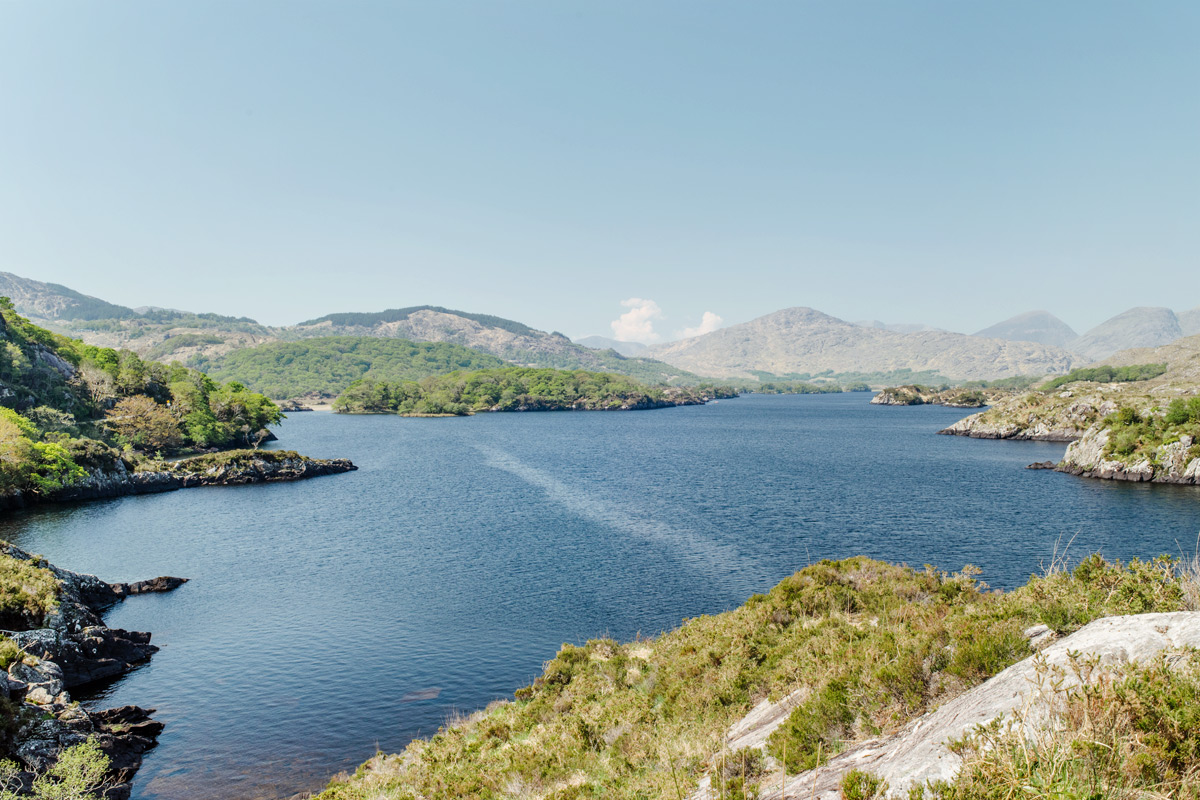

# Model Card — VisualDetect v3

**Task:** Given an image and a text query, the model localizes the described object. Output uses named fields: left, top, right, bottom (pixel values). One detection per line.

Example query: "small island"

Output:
left=331, top=368, right=738, bottom=416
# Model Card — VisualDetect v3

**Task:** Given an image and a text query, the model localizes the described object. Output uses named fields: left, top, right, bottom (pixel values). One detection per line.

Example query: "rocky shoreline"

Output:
left=0, top=450, right=357, bottom=512
left=870, top=385, right=987, bottom=408
left=0, top=543, right=186, bottom=798
left=1056, top=428, right=1200, bottom=485
left=936, top=395, right=1200, bottom=485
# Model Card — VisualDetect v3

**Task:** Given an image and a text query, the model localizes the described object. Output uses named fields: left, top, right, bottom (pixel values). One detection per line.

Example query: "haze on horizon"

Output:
left=1, top=2, right=1197, bottom=341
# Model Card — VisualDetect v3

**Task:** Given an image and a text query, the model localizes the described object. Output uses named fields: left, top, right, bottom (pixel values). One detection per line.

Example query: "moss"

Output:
left=0, top=553, right=59, bottom=624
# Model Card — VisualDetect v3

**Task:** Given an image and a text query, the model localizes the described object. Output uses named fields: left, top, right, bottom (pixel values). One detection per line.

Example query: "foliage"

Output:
left=0, top=736, right=111, bottom=800
left=198, top=336, right=506, bottom=399
left=316, top=555, right=1194, bottom=800
left=841, top=769, right=887, bottom=800
left=0, top=553, right=59, bottom=623
left=1101, top=397, right=1200, bottom=461
left=105, top=396, right=183, bottom=453
left=165, top=449, right=303, bottom=473
left=753, top=382, right=846, bottom=395
left=333, top=369, right=735, bottom=416
left=930, top=651, right=1200, bottom=800
left=1041, top=362, right=1168, bottom=391
left=0, top=299, right=284, bottom=497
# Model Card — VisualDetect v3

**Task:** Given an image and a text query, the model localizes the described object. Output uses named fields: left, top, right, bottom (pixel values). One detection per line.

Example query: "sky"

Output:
left=1, top=2, right=1197, bottom=342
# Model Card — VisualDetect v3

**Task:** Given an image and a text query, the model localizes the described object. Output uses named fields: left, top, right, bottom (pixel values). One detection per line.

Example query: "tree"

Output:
left=105, top=396, right=183, bottom=453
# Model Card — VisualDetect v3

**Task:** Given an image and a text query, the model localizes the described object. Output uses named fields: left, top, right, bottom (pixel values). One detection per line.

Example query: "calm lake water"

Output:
left=2, top=393, right=1199, bottom=799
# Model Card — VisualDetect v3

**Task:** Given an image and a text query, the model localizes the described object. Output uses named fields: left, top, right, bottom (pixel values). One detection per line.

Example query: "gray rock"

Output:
left=749, top=612, right=1200, bottom=799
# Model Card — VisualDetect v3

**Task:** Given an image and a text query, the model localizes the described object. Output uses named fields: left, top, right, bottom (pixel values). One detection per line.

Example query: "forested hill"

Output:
left=333, top=368, right=737, bottom=416
left=196, top=337, right=506, bottom=399
left=0, top=298, right=282, bottom=499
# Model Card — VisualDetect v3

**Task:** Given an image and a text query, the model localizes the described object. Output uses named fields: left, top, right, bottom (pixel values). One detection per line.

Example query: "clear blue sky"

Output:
left=2, top=2, right=1197, bottom=341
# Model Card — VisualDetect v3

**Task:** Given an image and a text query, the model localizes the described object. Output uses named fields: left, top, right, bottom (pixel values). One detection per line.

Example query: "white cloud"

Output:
left=677, top=311, right=723, bottom=339
left=610, top=297, right=663, bottom=342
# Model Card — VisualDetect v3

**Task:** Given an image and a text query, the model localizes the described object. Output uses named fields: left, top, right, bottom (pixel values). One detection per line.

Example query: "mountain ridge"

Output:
left=646, top=307, right=1083, bottom=381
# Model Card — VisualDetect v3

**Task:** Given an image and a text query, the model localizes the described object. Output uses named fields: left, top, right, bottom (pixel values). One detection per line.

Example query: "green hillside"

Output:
left=197, top=337, right=507, bottom=399
left=0, top=298, right=281, bottom=497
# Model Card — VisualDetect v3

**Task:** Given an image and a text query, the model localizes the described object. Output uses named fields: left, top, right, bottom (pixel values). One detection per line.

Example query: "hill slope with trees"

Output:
left=195, top=337, right=507, bottom=399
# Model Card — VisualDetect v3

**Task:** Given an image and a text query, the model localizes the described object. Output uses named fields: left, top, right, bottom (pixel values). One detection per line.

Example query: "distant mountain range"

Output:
left=0, top=272, right=696, bottom=389
left=0, top=270, right=1195, bottom=389
left=968, top=306, right=1200, bottom=361
left=646, top=307, right=1082, bottom=381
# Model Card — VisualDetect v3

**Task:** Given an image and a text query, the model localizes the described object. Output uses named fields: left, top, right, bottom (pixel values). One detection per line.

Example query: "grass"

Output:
left=926, top=650, right=1200, bottom=799
left=165, top=449, right=304, bottom=472
left=0, top=553, right=59, bottom=625
left=316, top=555, right=1196, bottom=800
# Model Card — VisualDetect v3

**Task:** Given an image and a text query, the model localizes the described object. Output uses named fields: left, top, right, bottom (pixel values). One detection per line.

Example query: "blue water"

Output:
left=1, top=393, right=1198, bottom=799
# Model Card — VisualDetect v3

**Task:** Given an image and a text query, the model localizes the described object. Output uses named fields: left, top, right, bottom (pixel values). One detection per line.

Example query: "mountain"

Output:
left=1069, top=307, right=1183, bottom=362
left=286, top=307, right=696, bottom=384
left=1088, top=331, right=1200, bottom=384
left=646, top=307, right=1082, bottom=381
left=855, top=320, right=942, bottom=334
left=0, top=272, right=274, bottom=361
left=0, top=273, right=699, bottom=387
left=574, top=336, right=648, bottom=357
left=1178, top=307, right=1200, bottom=337
left=0, top=272, right=140, bottom=321
left=972, top=311, right=1078, bottom=349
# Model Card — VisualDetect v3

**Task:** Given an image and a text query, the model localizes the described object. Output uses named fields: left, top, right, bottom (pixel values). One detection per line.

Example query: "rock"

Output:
left=1058, top=425, right=1200, bottom=485
left=1025, top=461, right=1056, bottom=470
left=1022, top=623, right=1057, bottom=649
left=0, top=546, right=170, bottom=792
left=749, top=612, right=1200, bottom=799
left=110, top=576, right=188, bottom=596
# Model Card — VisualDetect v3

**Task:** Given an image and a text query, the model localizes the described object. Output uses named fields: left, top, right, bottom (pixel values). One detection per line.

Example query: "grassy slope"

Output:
left=318, top=555, right=1193, bottom=800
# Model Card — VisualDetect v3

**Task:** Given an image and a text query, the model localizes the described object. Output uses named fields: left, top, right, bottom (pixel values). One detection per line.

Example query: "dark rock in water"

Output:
left=110, top=576, right=189, bottom=596
left=1026, top=461, right=1057, bottom=470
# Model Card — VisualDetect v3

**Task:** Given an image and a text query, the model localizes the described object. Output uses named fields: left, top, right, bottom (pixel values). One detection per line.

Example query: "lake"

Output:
left=2, top=393, right=1198, bottom=799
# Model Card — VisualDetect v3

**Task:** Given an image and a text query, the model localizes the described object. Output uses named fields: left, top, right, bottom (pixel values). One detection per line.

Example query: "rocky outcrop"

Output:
left=0, top=450, right=357, bottom=511
left=937, top=396, right=1116, bottom=442
left=1057, top=428, right=1200, bottom=485
left=871, top=386, right=987, bottom=408
left=0, top=544, right=187, bottom=798
left=692, top=613, right=1200, bottom=799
